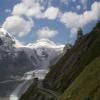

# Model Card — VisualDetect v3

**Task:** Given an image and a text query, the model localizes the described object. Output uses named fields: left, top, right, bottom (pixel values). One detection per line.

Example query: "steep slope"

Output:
left=20, top=23, right=100, bottom=100
left=43, top=22, right=100, bottom=94
left=60, top=56, right=100, bottom=100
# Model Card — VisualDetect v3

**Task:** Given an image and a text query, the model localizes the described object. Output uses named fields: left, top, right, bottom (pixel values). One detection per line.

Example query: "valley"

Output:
left=20, top=23, right=100, bottom=100
left=0, top=1, right=100, bottom=100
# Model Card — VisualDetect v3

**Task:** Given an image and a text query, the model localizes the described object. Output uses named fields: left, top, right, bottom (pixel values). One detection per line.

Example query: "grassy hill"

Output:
left=60, top=56, right=100, bottom=100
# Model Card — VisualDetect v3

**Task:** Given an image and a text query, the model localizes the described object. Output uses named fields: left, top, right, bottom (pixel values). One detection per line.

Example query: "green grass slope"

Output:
left=60, top=56, right=100, bottom=100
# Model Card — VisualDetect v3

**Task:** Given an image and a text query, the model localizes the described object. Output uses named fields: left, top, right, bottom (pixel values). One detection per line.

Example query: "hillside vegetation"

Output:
left=60, top=56, right=100, bottom=100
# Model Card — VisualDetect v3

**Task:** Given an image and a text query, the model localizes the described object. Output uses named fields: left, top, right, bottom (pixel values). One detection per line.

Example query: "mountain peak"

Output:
left=0, top=28, right=15, bottom=48
left=27, top=39, right=64, bottom=49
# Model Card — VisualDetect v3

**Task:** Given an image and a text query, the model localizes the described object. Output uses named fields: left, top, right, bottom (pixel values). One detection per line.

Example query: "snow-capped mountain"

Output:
left=0, top=27, right=15, bottom=51
left=0, top=27, right=64, bottom=69
left=0, top=28, right=72, bottom=97
left=0, top=28, right=64, bottom=81
left=26, top=39, right=64, bottom=68
left=15, top=39, right=64, bottom=69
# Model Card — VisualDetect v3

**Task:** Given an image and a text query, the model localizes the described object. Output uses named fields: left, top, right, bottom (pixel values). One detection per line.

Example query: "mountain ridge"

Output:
left=43, top=22, right=100, bottom=93
left=19, top=22, right=100, bottom=100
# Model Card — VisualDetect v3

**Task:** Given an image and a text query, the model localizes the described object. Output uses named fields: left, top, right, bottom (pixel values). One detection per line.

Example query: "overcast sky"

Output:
left=0, top=0, right=100, bottom=45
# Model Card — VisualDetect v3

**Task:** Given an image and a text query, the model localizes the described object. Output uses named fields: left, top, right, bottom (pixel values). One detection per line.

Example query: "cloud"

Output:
left=80, top=0, right=88, bottom=9
left=60, top=2, right=100, bottom=37
left=70, top=28, right=77, bottom=38
left=37, top=27, right=58, bottom=39
left=76, top=5, right=81, bottom=10
left=60, top=0, right=69, bottom=5
left=43, top=7, right=60, bottom=20
left=5, top=9, right=11, bottom=13
left=14, top=39, right=24, bottom=48
left=12, top=0, right=44, bottom=18
left=2, top=0, right=60, bottom=39
left=3, top=16, right=34, bottom=37
left=12, top=0, right=59, bottom=20
left=72, top=0, right=76, bottom=2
